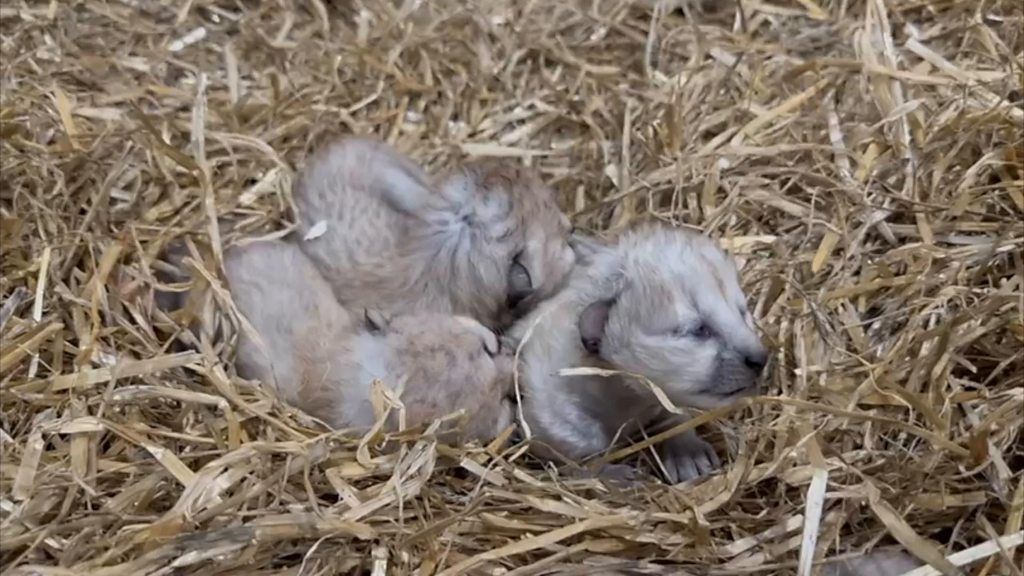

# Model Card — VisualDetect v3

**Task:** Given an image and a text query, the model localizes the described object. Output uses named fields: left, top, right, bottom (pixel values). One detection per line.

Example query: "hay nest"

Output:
left=1, top=1, right=1022, bottom=574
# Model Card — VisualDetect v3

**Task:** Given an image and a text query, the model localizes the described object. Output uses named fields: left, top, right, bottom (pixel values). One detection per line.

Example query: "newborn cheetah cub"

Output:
left=293, top=136, right=575, bottom=330
left=225, top=239, right=515, bottom=442
left=510, top=224, right=767, bottom=483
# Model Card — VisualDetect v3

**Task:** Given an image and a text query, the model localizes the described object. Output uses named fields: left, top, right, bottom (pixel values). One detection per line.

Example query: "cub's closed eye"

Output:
left=484, top=339, right=499, bottom=358
left=483, top=329, right=500, bottom=358
left=507, top=254, right=533, bottom=307
left=673, top=324, right=713, bottom=339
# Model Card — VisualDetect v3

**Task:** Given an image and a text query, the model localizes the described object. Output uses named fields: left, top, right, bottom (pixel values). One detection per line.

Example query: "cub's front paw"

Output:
left=658, top=430, right=721, bottom=483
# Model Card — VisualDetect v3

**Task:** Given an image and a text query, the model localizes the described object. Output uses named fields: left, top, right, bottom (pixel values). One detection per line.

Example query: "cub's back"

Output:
left=292, top=137, right=421, bottom=301
left=224, top=239, right=354, bottom=398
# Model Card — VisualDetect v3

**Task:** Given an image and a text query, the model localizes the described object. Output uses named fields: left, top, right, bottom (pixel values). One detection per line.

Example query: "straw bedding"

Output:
left=1, top=1, right=1022, bottom=574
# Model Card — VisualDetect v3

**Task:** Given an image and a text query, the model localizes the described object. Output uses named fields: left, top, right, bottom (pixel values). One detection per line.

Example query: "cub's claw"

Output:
left=659, top=430, right=721, bottom=483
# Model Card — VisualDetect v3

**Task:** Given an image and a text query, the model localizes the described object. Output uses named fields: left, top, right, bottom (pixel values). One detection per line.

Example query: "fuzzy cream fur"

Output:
left=292, top=136, right=575, bottom=330
left=224, top=239, right=515, bottom=443
left=509, top=224, right=767, bottom=482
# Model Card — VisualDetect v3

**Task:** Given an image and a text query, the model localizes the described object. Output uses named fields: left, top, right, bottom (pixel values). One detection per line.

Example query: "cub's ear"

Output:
left=578, top=299, right=614, bottom=355
left=317, top=136, right=433, bottom=217
left=372, top=159, right=433, bottom=215
left=568, top=231, right=607, bottom=266
left=362, top=139, right=434, bottom=216
left=363, top=308, right=392, bottom=334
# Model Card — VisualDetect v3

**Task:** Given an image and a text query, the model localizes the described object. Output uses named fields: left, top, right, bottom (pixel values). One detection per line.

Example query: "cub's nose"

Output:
left=744, top=349, right=768, bottom=374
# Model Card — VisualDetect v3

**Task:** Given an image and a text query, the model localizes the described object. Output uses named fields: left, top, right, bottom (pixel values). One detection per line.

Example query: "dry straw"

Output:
left=1, top=0, right=1022, bottom=574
